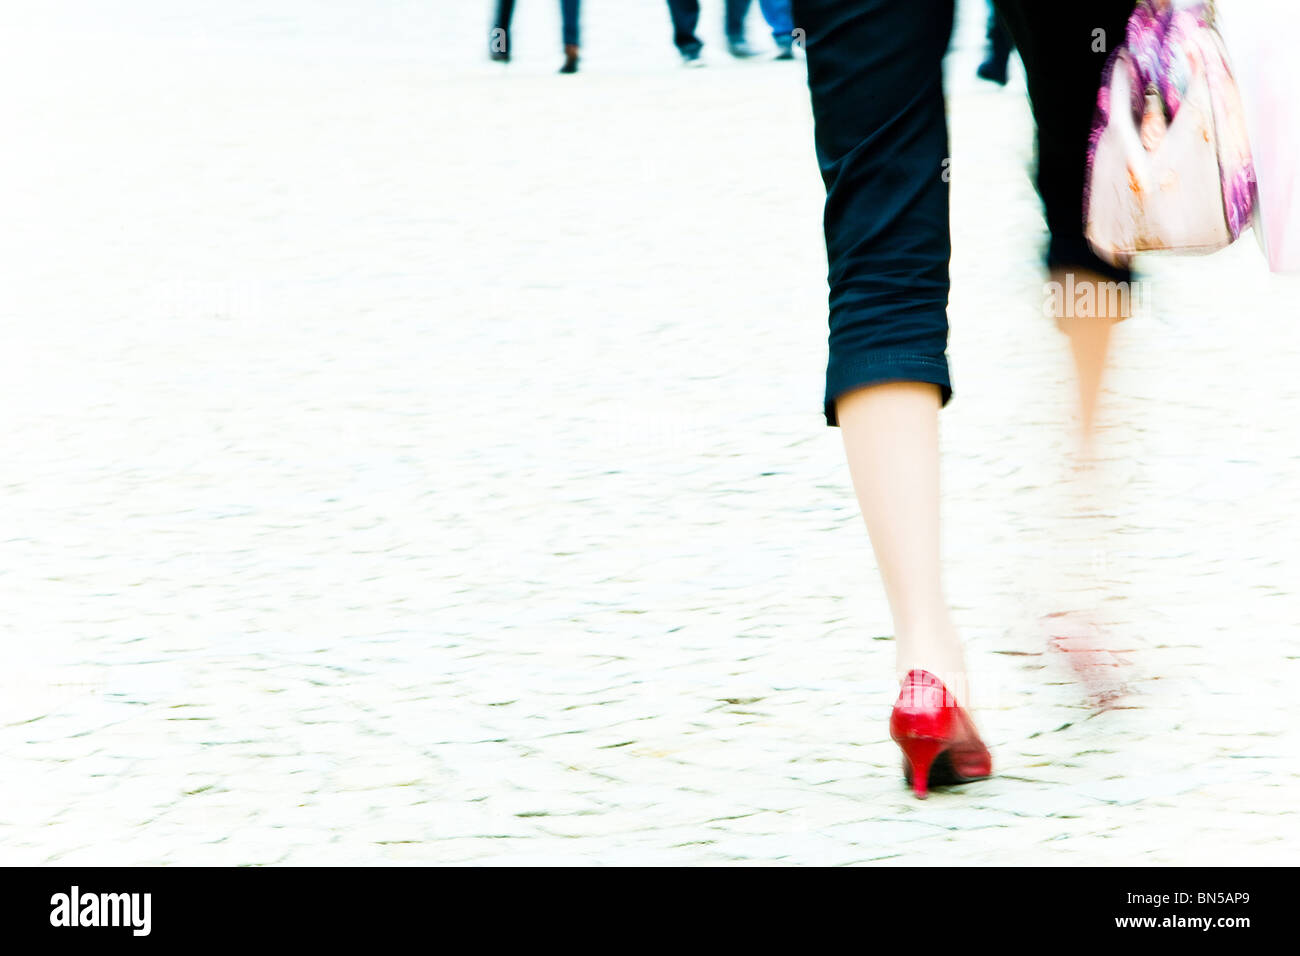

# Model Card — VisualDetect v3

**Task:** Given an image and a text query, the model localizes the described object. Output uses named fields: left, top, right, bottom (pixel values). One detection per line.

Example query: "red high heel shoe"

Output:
left=889, top=669, right=992, bottom=799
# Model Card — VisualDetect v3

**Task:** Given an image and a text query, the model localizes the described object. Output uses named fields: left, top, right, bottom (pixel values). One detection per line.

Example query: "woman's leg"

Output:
left=837, top=383, right=968, bottom=699
left=994, top=1, right=1137, bottom=442
left=1055, top=268, right=1124, bottom=445
left=795, top=0, right=963, bottom=693
left=994, top=3, right=1137, bottom=707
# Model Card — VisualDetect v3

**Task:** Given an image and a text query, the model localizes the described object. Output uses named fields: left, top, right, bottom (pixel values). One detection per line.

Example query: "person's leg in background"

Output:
left=725, top=0, right=759, bottom=57
left=559, top=0, right=581, bottom=73
left=490, top=0, right=516, bottom=61
left=758, top=0, right=797, bottom=58
left=796, top=0, right=973, bottom=705
left=665, top=0, right=704, bottom=63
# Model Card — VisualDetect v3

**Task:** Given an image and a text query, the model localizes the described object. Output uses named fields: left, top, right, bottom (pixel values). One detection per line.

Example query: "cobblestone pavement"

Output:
left=2, top=1, right=1297, bottom=865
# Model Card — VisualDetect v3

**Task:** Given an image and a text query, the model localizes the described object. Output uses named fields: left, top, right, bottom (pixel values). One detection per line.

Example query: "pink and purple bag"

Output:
left=1084, top=0, right=1256, bottom=265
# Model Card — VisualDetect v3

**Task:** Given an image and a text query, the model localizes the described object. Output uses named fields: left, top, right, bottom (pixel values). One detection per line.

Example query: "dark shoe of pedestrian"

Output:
left=774, top=36, right=796, bottom=60
left=976, top=56, right=1008, bottom=86
left=560, top=44, right=580, bottom=73
left=489, top=27, right=510, bottom=63
left=681, top=46, right=705, bottom=67
left=727, top=38, right=758, bottom=58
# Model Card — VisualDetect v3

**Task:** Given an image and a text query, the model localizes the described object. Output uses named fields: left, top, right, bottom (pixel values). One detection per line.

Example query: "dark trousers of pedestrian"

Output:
left=494, top=0, right=581, bottom=49
left=758, top=0, right=794, bottom=42
left=666, top=0, right=753, bottom=53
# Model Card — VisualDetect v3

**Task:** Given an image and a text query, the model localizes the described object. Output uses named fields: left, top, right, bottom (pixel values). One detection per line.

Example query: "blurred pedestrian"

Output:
left=793, top=0, right=1137, bottom=798
left=757, top=0, right=798, bottom=59
left=666, top=0, right=760, bottom=64
left=490, top=0, right=582, bottom=74
left=977, top=0, right=1015, bottom=85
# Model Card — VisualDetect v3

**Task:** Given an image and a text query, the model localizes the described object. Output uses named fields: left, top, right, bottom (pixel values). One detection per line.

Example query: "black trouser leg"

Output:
left=666, top=0, right=703, bottom=53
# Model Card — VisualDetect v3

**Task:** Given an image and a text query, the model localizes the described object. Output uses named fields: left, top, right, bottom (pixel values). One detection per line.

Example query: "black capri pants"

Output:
left=794, top=0, right=1135, bottom=426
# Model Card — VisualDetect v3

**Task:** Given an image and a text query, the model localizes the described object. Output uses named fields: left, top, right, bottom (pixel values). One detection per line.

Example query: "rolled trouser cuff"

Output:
left=824, top=347, right=952, bottom=427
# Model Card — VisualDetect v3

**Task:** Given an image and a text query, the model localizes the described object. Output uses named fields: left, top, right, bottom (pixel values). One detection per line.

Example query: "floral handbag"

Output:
left=1084, top=0, right=1256, bottom=265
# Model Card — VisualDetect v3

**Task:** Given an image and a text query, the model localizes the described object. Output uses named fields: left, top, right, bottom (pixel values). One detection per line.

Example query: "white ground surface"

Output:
left=1, top=1, right=1296, bottom=865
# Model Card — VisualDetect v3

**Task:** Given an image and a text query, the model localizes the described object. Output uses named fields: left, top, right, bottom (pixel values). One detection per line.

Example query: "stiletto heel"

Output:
left=895, top=736, right=946, bottom=799
left=889, top=669, right=992, bottom=799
